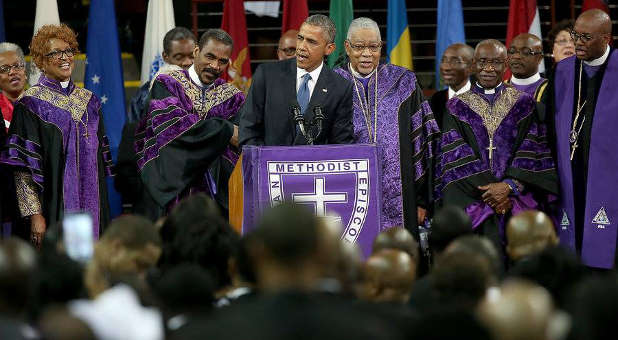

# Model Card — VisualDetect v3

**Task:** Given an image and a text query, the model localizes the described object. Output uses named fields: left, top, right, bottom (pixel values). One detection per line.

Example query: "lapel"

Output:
left=307, top=64, right=329, bottom=114
left=284, top=58, right=297, bottom=105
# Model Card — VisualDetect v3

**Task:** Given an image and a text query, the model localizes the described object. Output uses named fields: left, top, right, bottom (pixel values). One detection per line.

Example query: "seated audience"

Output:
left=506, top=210, right=558, bottom=263
left=357, top=249, right=417, bottom=304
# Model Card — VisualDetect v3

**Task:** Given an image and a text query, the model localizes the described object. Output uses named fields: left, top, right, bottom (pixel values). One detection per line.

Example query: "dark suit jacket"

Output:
left=239, top=58, right=354, bottom=146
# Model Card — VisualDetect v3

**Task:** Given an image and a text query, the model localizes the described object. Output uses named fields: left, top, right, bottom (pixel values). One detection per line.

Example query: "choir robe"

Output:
left=334, top=64, right=440, bottom=233
left=0, top=75, right=112, bottom=238
left=436, top=83, right=558, bottom=250
left=134, top=69, right=244, bottom=219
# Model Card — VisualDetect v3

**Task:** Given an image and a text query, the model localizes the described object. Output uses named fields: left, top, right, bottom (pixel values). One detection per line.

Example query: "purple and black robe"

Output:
left=436, top=84, right=557, bottom=249
left=507, top=75, right=548, bottom=102
left=134, top=69, right=244, bottom=219
left=0, top=75, right=113, bottom=238
left=550, top=50, right=618, bottom=268
left=334, top=64, right=440, bottom=232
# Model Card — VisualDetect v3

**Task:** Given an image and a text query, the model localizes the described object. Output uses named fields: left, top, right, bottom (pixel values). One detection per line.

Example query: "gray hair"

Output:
left=0, top=43, right=25, bottom=63
left=474, top=39, right=506, bottom=55
left=304, top=14, right=336, bottom=43
left=346, top=17, right=381, bottom=41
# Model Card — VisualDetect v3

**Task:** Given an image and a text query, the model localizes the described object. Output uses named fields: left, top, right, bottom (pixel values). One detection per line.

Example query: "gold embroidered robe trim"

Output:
left=24, top=85, right=93, bottom=122
left=457, top=87, right=521, bottom=138
left=15, top=171, right=42, bottom=217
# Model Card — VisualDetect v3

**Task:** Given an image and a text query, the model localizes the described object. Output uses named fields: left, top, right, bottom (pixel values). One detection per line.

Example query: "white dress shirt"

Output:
left=511, top=72, right=541, bottom=85
left=584, top=45, right=610, bottom=66
left=189, top=64, right=205, bottom=88
left=296, top=62, right=324, bottom=99
left=448, top=80, right=471, bottom=99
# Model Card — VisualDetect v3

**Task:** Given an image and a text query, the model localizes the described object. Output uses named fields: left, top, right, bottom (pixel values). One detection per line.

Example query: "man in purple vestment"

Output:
left=548, top=9, right=618, bottom=269
left=334, top=18, right=440, bottom=234
left=436, top=39, right=557, bottom=256
left=134, top=29, right=245, bottom=219
left=507, top=33, right=548, bottom=102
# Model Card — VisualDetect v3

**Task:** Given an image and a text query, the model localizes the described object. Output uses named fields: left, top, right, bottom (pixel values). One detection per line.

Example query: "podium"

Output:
left=229, top=144, right=382, bottom=257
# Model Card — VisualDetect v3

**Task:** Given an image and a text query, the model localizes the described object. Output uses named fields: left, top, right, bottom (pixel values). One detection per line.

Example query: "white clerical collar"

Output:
left=511, top=72, right=541, bottom=86
left=348, top=63, right=376, bottom=79
left=476, top=81, right=503, bottom=94
left=189, top=64, right=206, bottom=88
left=297, top=61, right=323, bottom=82
left=60, top=80, right=70, bottom=88
left=584, top=45, right=610, bottom=66
left=448, top=80, right=471, bottom=99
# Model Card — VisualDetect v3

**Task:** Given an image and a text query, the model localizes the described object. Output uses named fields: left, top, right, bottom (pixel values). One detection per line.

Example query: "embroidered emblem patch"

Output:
left=560, top=210, right=570, bottom=230
left=592, top=207, right=611, bottom=229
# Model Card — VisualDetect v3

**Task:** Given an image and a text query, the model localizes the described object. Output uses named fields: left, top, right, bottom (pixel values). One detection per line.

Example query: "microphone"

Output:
left=289, top=101, right=308, bottom=142
left=312, top=105, right=325, bottom=140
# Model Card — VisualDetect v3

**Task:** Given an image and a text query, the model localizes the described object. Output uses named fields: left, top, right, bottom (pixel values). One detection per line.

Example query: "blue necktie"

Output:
left=297, top=73, right=311, bottom=114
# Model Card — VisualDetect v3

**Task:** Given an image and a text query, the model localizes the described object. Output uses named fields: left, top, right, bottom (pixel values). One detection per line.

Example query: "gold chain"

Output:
left=569, top=62, right=587, bottom=160
left=350, top=64, right=378, bottom=143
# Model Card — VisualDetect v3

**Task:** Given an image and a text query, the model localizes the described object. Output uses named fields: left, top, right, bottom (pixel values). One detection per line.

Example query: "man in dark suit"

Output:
left=239, top=14, right=354, bottom=146
left=430, top=43, right=474, bottom=130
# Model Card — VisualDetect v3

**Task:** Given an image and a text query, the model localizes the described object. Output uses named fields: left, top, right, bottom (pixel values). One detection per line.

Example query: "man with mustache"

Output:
left=506, top=33, right=548, bottom=102
left=239, top=14, right=353, bottom=146
left=548, top=9, right=617, bottom=269
left=134, top=29, right=245, bottom=219
left=435, top=39, right=558, bottom=257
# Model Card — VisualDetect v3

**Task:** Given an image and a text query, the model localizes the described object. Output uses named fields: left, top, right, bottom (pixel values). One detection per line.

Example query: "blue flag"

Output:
left=84, top=0, right=126, bottom=218
left=435, top=0, right=466, bottom=89
left=0, top=0, right=5, bottom=42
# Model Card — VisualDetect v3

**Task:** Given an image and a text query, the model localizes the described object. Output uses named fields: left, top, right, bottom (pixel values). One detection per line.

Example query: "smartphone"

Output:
left=62, top=213, right=94, bottom=263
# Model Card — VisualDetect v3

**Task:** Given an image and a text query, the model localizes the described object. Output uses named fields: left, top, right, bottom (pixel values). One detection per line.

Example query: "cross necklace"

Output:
left=569, top=63, right=587, bottom=160
left=349, top=64, right=378, bottom=143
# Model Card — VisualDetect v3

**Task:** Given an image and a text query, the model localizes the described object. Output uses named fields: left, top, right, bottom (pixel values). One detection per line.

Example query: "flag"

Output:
left=84, top=0, right=126, bottom=218
left=29, top=0, right=60, bottom=86
left=387, top=0, right=413, bottom=70
left=582, top=0, right=609, bottom=13
left=221, top=0, right=252, bottom=93
left=244, top=1, right=280, bottom=18
left=140, top=0, right=175, bottom=85
left=281, top=0, right=308, bottom=33
left=0, top=0, right=6, bottom=42
left=435, top=0, right=465, bottom=89
left=506, top=0, right=545, bottom=78
left=328, top=0, right=353, bottom=68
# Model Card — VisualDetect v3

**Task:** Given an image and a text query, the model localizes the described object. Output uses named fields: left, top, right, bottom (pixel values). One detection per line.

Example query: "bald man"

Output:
left=277, top=29, right=298, bottom=60
left=548, top=9, right=617, bottom=269
left=436, top=39, right=558, bottom=256
left=506, top=33, right=548, bottom=102
left=358, top=249, right=416, bottom=304
left=431, top=43, right=474, bottom=129
left=506, top=210, right=558, bottom=262
left=372, top=226, right=419, bottom=265
left=478, top=280, right=567, bottom=340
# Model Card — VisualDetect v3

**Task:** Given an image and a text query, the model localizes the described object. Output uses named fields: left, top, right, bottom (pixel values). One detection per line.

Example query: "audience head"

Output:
left=548, top=19, right=575, bottom=63
left=0, top=238, right=37, bottom=317
left=358, top=249, right=416, bottom=304
left=162, top=27, right=196, bottom=69
left=568, top=274, right=618, bottom=340
left=344, top=17, right=382, bottom=76
left=38, top=306, right=96, bottom=340
left=297, top=14, right=336, bottom=72
left=474, top=39, right=507, bottom=89
left=194, top=28, right=233, bottom=84
left=508, top=33, right=544, bottom=79
left=0, top=42, right=27, bottom=100
left=506, top=210, right=558, bottom=262
left=277, top=29, right=298, bottom=60
left=153, top=264, right=215, bottom=320
left=429, top=206, right=473, bottom=258
left=30, top=24, right=79, bottom=82
left=478, top=279, right=568, bottom=340
left=439, top=43, right=474, bottom=90
left=372, top=226, right=419, bottom=266
left=573, top=9, right=612, bottom=61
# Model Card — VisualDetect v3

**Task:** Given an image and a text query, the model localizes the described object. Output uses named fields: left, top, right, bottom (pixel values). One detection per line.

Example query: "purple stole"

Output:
left=554, top=52, right=618, bottom=268
left=509, top=77, right=546, bottom=98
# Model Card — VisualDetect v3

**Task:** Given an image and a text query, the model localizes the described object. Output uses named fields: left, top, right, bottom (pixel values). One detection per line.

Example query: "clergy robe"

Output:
left=334, top=64, right=440, bottom=232
left=0, top=75, right=112, bottom=238
left=134, top=69, right=244, bottom=219
left=436, top=84, right=557, bottom=249
left=550, top=49, right=618, bottom=269
left=506, top=76, right=548, bottom=102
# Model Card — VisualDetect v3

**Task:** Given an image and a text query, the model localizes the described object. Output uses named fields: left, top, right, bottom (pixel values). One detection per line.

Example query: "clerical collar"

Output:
left=475, top=81, right=503, bottom=94
left=584, top=45, right=610, bottom=67
left=348, top=63, right=376, bottom=79
left=510, top=72, right=541, bottom=86
left=448, top=80, right=471, bottom=99
left=189, top=64, right=212, bottom=89
left=60, top=81, right=70, bottom=89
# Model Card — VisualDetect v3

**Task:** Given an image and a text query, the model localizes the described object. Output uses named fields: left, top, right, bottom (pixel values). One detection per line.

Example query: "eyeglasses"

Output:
left=507, top=47, right=543, bottom=57
left=554, top=38, right=574, bottom=46
left=346, top=41, right=382, bottom=53
left=44, top=48, right=76, bottom=60
left=440, top=57, right=468, bottom=67
left=569, top=30, right=605, bottom=43
left=0, top=62, right=25, bottom=74
left=476, top=59, right=506, bottom=70
left=278, top=47, right=296, bottom=57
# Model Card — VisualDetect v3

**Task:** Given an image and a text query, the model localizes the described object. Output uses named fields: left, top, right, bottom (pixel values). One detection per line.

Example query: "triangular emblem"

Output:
left=592, top=207, right=611, bottom=225
left=561, top=211, right=570, bottom=226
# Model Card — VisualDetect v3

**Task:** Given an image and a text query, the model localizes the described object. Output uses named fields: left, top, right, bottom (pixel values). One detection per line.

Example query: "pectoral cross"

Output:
left=487, top=139, right=496, bottom=169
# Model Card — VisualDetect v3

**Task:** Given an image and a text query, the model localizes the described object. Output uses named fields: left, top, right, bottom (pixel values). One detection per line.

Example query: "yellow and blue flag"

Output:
left=387, top=0, right=413, bottom=70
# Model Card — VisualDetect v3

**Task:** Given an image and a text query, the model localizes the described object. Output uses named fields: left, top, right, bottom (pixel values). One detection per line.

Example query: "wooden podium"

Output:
left=229, top=154, right=244, bottom=233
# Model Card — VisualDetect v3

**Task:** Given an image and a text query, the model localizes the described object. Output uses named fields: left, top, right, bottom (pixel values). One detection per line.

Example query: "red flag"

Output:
left=281, top=0, right=308, bottom=33
left=505, top=0, right=544, bottom=78
left=582, top=0, right=609, bottom=13
left=221, top=0, right=252, bottom=92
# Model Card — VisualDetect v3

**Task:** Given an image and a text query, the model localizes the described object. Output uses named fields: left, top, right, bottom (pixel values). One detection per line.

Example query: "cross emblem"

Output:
left=487, top=139, right=496, bottom=169
left=292, top=177, right=347, bottom=216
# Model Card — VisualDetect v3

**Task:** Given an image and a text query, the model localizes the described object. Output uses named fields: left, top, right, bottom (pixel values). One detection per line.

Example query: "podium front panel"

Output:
left=241, top=144, right=381, bottom=257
